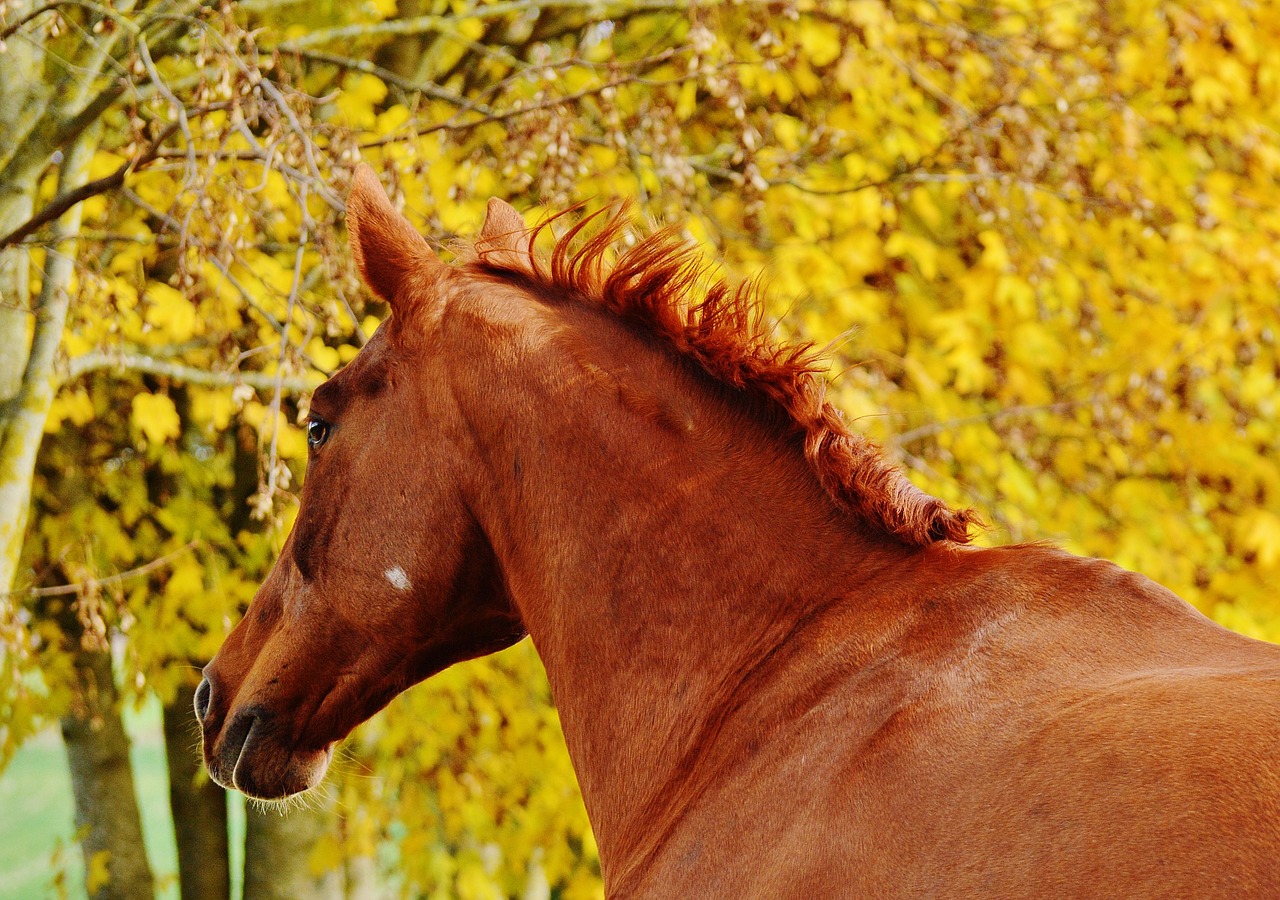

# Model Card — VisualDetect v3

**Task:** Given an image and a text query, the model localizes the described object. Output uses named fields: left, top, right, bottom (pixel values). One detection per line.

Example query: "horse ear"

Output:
left=475, top=198, right=533, bottom=272
left=346, top=165, right=441, bottom=307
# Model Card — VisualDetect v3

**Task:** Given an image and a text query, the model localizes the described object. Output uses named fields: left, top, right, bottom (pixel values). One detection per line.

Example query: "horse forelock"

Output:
left=464, top=207, right=978, bottom=548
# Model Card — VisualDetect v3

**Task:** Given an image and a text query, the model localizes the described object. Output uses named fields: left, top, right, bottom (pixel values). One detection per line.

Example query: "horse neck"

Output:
left=452, top=296, right=912, bottom=877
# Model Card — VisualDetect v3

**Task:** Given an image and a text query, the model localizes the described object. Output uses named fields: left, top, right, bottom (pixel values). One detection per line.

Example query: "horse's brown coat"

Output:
left=198, top=166, right=1280, bottom=897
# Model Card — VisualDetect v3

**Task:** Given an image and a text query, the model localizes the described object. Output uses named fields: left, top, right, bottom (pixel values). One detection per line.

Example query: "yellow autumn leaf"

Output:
left=191, top=388, right=235, bottom=431
left=131, top=392, right=181, bottom=444
left=305, top=336, right=341, bottom=372
left=338, top=343, right=361, bottom=363
left=376, top=103, right=411, bottom=134
left=1240, top=511, right=1280, bottom=570
left=675, top=80, right=698, bottom=121
left=164, top=557, right=206, bottom=603
left=798, top=19, right=843, bottom=67
left=275, top=418, right=308, bottom=461
left=336, top=74, right=388, bottom=129
left=145, top=282, right=198, bottom=342
left=884, top=231, right=939, bottom=280
left=977, top=231, right=1010, bottom=271
left=45, top=388, right=96, bottom=433
left=773, top=114, right=803, bottom=152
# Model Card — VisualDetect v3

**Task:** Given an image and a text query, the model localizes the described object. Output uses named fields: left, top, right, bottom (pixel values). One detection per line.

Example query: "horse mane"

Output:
left=467, top=207, right=979, bottom=548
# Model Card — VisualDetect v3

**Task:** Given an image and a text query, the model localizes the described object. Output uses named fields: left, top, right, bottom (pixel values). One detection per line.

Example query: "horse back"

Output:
left=631, top=545, right=1280, bottom=898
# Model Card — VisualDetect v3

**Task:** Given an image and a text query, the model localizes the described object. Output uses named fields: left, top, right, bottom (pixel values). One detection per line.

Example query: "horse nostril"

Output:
left=194, top=677, right=212, bottom=725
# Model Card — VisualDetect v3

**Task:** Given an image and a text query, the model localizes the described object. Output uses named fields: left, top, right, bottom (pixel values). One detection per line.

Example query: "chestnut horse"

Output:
left=198, top=166, right=1280, bottom=897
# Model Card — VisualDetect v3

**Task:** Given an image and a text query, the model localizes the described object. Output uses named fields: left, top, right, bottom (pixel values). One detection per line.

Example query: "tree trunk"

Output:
left=244, top=801, right=343, bottom=899
left=43, top=424, right=156, bottom=900
left=60, top=647, right=156, bottom=900
left=0, top=189, right=33, bottom=405
left=0, top=0, right=50, bottom=427
left=0, top=126, right=95, bottom=593
left=164, top=678, right=231, bottom=900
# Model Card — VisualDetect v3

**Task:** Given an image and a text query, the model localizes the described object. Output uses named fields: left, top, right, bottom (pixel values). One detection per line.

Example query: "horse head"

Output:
left=196, top=167, right=527, bottom=799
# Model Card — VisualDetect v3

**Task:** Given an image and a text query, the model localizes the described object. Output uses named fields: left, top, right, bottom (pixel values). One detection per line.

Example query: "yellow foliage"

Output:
left=336, top=74, right=388, bottom=129
left=275, top=417, right=308, bottom=461
left=44, top=389, right=96, bottom=434
left=130, top=393, right=181, bottom=445
left=14, top=1, right=1280, bottom=895
left=301, top=337, right=337, bottom=373
left=1239, top=511, right=1280, bottom=570
left=798, top=20, right=844, bottom=67
left=144, top=283, right=198, bottom=342
left=884, top=231, right=939, bottom=280
left=675, top=81, right=698, bottom=122
left=190, top=389, right=235, bottom=431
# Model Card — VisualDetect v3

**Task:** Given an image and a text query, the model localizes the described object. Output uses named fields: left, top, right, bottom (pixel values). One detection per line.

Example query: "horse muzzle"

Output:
left=195, top=671, right=333, bottom=800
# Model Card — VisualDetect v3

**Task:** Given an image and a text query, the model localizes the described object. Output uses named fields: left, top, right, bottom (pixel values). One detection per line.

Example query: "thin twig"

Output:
left=0, top=0, right=139, bottom=41
left=290, top=48, right=492, bottom=112
left=892, top=399, right=1088, bottom=449
left=3, top=540, right=201, bottom=599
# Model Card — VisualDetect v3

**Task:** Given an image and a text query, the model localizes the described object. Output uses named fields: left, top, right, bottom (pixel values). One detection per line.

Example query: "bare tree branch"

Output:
left=65, top=350, right=317, bottom=392
left=0, top=121, right=179, bottom=250
left=891, top=400, right=1090, bottom=450
left=0, top=1, right=127, bottom=41
left=360, top=67, right=687, bottom=147
left=291, top=47, right=492, bottom=112
left=1, top=539, right=200, bottom=599
left=270, top=0, right=721, bottom=52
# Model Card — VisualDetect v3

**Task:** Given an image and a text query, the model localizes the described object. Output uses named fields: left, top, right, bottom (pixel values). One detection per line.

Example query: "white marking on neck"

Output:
left=384, top=565, right=412, bottom=592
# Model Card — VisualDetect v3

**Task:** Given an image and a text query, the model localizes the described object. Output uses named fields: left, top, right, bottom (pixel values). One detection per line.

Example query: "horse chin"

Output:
left=238, top=744, right=334, bottom=801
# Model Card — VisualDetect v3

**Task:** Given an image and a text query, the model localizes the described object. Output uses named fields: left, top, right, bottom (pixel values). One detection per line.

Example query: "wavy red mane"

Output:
left=468, top=208, right=978, bottom=547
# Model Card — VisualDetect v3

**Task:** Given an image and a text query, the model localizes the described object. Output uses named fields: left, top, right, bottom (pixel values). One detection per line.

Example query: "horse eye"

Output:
left=306, top=418, right=331, bottom=450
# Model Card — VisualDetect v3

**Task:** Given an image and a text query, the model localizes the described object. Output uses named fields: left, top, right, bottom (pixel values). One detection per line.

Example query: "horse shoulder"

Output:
left=631, top=544, right=1280, bottom=897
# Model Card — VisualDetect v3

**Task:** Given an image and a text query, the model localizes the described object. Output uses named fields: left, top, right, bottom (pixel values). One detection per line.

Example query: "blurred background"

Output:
left=1, top=0, right=1277, bottom=896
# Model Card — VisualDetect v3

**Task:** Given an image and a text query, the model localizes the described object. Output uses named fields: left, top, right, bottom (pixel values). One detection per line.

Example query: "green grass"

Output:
left=0, top=729, right=84, bottom=899
left=0, top=697, right=246, bottom=900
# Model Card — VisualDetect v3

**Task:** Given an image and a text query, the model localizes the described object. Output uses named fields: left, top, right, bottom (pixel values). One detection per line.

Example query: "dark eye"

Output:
left=306, top=417, right=331, bottom=451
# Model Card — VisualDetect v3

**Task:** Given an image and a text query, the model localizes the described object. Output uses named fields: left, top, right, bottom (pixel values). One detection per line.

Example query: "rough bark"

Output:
left=0, top=127, right=95, bottom=593
left=0, top=0, right=48, bottom=440
left=0, top=0, right=50, bottom=174
left=60, top=646, right=157, bottom=900
left=0, top=189, right=34, bottom=405
left=163, top=678, right=231, bottom=900
left=39, top=418, right=157, bottom=900
left=243, top=801, right=343, bottom=899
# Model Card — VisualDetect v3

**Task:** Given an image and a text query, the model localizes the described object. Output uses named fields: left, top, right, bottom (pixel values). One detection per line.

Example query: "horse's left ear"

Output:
left=347, top=165, right=442, bottom=309
left=475, top=198, right=533, bottom=272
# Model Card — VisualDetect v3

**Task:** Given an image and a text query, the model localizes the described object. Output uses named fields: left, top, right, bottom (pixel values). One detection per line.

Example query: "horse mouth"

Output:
left=210, top=711, right=334, bottom=800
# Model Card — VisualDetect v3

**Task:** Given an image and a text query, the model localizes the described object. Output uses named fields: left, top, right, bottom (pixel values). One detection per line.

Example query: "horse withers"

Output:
left=197, top=165, right=1280, bottom=897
